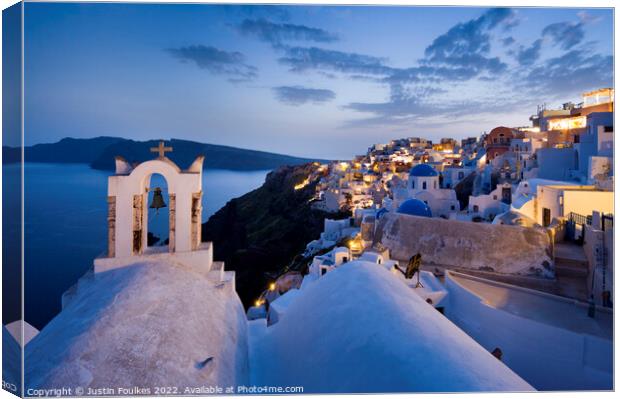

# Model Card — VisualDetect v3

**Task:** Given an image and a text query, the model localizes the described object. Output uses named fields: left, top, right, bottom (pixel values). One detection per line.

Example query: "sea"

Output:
left=3, top=163, right=269, bottom=330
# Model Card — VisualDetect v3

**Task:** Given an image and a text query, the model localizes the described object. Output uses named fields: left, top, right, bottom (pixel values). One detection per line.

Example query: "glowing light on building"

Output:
left=547, top=116, right=586, bottom=131
left=518, top=126, right=540, bottom=133
left=294, top=178, right=310, bottom=190
left=348, top=235, right=363, bottom=254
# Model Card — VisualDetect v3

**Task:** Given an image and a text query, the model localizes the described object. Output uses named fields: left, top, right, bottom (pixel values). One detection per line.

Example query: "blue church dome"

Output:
left=397, top=199, right=432, bottom=217
left=409, top=163, right=438, bottom=177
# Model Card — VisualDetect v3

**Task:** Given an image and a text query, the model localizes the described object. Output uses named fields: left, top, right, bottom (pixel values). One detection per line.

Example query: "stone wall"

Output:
left=374, top=213, right=554, bottom=277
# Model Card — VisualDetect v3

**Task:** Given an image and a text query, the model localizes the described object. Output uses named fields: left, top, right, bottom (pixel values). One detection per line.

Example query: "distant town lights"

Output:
left=294, top=178, right=310, bottom=190
left=269, top=282, right=276, bottom=291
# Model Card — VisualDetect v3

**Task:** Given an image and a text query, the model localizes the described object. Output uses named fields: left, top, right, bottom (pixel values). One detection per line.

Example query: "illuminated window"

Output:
left=548, top=116, right=586, bottom=131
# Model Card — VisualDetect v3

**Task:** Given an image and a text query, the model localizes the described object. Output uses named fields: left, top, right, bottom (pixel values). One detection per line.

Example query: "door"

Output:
left=542, top=208, right=551, bottom=227
left=501, top=187, right=511, bottom=204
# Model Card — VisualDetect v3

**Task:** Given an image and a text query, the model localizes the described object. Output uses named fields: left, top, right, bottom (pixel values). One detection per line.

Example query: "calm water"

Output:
left=5, top=163, right=269, bottom=329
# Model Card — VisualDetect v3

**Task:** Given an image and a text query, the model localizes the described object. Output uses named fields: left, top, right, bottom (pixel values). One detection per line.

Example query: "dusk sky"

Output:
left=23, top=3, right=613, bottom=159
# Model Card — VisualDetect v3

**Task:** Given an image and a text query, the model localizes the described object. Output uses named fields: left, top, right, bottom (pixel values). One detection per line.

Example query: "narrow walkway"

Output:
left=418, top=242, right=591, bottom=304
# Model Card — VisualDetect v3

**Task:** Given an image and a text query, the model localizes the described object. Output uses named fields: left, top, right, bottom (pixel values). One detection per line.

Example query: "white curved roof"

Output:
left=25, top=261, right=249, bottom=391
left=3, top=327, right=21, bottom=395
left=5, top=320, right=39, bottom=347
left=254, top=261, right=534, bottom=393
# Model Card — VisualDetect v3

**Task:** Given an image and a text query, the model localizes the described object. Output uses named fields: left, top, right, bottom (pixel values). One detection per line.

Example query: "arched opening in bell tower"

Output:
left=145, top=173, right=170, bottom=252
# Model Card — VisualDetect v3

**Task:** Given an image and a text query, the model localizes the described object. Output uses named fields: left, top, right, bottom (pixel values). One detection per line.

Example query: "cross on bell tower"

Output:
left=150, top=141, right=173, bottom=158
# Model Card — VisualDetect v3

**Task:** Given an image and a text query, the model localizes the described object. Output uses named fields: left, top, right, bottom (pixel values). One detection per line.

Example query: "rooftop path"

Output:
left=447, top=271, right=611, bottom=340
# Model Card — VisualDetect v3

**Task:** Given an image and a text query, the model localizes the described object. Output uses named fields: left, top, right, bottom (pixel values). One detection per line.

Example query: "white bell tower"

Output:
left=94, top=141, right=220, bottom=277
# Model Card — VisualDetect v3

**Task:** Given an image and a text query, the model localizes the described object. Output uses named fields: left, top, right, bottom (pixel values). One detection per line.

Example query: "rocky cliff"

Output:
left=375, top=212, right=554, bottom=278
left=201, top=163, right=347, bottom=308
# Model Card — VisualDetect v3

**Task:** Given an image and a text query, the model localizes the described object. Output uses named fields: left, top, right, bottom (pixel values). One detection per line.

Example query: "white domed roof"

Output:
left=256, top=261, right=534, bottom=393
left=25, top=261, right=249, bottom=390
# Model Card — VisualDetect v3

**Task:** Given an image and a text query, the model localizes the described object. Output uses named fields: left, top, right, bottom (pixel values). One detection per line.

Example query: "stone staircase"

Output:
left=548, top=242, right=590, bottom=302
left=554, top=243, right=589, bottom=278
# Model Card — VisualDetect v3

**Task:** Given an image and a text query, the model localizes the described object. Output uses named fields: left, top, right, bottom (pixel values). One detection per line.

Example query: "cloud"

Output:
left=516, top=39, right=542, bottom=65
left=238, top=18, right=338, bottom=46
left=502, top=36, right=516, bottom=46
left=272, top=85, right=336, bottom=106
left=542, top=21, right=585, bottom=50
left=421, top=8, right=515, bottom=76
left=243, top=7, right=608, bottom=130
left=341, top=8, right=520, bottom=126
left=523, top=48, right=612, bottom=95
left=166, top=45, right=257, bottom=81
left=274, top=8, right=516, bottom=85
left=577, top=11, right=602, bottom=24
left=278, top=46, right=394, bottom=76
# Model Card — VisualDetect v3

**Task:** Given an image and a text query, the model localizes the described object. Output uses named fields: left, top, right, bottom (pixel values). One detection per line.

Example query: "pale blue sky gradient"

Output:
left=23, top=3, right=613, bottom=159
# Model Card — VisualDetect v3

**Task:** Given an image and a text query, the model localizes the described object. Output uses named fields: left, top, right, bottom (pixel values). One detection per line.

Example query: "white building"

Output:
left=513, top=180, right=614, bottom=227
left=441, top=166, right=475, bottom=189
left=308, top=246, right=351, bottom=277
left=405, top=164, right=460, bottom=217
left=304, top=218, right=357, bottom=257
left=574, top=112, right=613, bottom=184
left=468, top=183, right=512, bottom=220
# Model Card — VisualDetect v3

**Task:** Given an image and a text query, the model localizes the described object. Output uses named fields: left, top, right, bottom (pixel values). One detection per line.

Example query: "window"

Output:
left=450, top=205, right=455, bottom=210
left=458, top=172, right=464, bottom=179
left=422, top=181, right=427, bottom=190
left=433, top=181, right=436, bottom=189
left=473, top=205, right=479, bottom=212
left=412, top=180, right=415, bottom=189
left=493, top=195, right=497, bottom=200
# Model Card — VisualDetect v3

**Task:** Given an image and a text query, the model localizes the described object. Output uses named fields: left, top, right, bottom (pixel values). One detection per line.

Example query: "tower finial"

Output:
left=150, top=141, right=173, bottom=158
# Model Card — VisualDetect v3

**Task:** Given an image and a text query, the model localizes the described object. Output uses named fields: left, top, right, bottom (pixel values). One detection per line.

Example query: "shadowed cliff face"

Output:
left=202, top=163, right=343, bottom=308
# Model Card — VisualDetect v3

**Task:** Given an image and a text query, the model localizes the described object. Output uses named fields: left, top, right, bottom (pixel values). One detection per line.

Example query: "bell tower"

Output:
left=102, top=141, right=204, bottom=259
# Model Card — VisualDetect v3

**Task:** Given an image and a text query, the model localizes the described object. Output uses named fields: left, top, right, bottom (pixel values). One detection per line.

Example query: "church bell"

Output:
left=149, top=187, right=167, bottom=211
